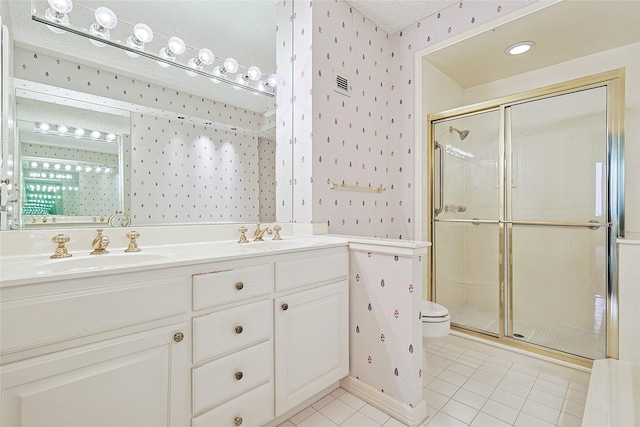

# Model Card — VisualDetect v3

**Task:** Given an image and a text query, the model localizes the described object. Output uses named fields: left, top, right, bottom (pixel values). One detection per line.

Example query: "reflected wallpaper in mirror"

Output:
left=13, top=47, right=276, bottom=228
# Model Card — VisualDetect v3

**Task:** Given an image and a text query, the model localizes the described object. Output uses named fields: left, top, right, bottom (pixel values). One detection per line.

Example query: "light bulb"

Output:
left=54, top=164, right=61, bottom=170
left=223, top=57, right=239, bottom=74
left=247, top=66, right=261, bottom=81
left=505, top=41, right=535, bottom=55
left=85, top=166, right=92, bottom=172
left=44, top=0, right=72, bottom=33
left=74, top=128, right=85, bottom=137
left=266, top=74, right=278, bottom=87
left=235, top=74, right=248, bottom=86
left=75, top=165, right=82, bottom=171
left=57, top=124, right=68, bottom=133
left=158, top=37, right=185, bottom=67
left=126, top=23, right=153, bottom=57
left=104, top=168, right=111, bottom=174
left=186, top=48, right=214, bottom=76
left=95, top=167, right=102, bottom=172
left=38, top=122, right=51, bottom=132
left=105, top=133, right=116, bottom=141
left=43, top=162, right=50, bottom=169
left=31, top=161, right=38, bottom=168
left=64, top=164, right=72, bottom=171
left=89, top=7, right=117, bottom=47
left=90, top=130, right=101, bottom=139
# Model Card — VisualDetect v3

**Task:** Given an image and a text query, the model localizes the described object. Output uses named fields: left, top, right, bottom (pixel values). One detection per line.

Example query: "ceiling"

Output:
left=346, top=0, right=458, bottom=34
left=425, top=0, right=640, bottom=89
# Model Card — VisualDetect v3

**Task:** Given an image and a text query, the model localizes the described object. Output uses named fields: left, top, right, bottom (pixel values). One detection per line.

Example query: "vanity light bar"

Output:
left=32, top=0, right=277, bottom=97
left=23, top=159, right=117, bottom=175
left=34, top=121, right=121, bottom=144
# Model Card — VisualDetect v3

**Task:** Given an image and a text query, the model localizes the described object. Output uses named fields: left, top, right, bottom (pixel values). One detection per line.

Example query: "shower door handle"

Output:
left=434, top=142, right=444, bottom=215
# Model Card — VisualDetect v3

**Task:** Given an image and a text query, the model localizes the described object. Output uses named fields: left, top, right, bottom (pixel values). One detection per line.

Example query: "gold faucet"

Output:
left=272, top=225, right=282, bottom=240
left=91, top=229, right=110, bottom=254
left=50, top=234, right=72, bottom=259
left=253, top=224, right=272, bottom=241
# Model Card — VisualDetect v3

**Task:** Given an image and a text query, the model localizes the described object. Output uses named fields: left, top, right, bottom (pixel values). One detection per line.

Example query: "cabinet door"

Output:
left=1, top=324, right=189, bottom=427
left=275, top=280, right=349, bottom=415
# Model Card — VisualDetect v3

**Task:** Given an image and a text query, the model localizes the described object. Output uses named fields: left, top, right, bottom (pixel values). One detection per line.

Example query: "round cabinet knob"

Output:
left=235, top=282, right=244, bottom=291
left=235, top=326, right=243, bottom=334
left=173, top=332, right=184, bottom=343
left=235, top=371, right=244, bottom=381
left=234, top=417, right=243, bottom=426
left=281, top=303, right=289, bottom=311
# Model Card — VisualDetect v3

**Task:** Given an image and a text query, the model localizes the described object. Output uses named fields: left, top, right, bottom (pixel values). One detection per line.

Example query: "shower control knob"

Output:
left=281, top=303, right=288, bottom=311
left=173, top=332, right=184, bottom=343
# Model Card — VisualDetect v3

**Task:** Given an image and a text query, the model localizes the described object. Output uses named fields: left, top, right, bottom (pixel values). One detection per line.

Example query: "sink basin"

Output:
left=31, top=251, right=173, bottom=272
left=230, top=240, right=303, bottom=252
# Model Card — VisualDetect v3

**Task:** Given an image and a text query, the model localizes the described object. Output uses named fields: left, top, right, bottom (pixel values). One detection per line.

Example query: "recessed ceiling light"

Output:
left=505, top=41, right=535, bottom=55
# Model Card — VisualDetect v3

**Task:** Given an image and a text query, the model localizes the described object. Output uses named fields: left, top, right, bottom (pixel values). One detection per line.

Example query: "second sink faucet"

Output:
left=253, top=224, right=272, bottom=241
left=91, top=229, right=110, bottom=254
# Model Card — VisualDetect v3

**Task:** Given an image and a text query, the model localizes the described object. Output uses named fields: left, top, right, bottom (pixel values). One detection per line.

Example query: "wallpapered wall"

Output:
left=288, top=0, right=535, bottom=238
left=349, top=250, right=424, bottom=409
left=14, top=47, right=276, bottom=224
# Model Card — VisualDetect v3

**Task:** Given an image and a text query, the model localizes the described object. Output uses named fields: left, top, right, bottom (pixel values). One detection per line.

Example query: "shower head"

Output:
left=449, top=126, right=470, bottom=140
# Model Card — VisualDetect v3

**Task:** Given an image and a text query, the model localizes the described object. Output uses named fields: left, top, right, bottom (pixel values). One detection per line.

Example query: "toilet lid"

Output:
left=422, top=301, right=449, bottom=317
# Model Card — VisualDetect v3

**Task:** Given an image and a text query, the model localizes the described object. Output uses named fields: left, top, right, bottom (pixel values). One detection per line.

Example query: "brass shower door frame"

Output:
left=427, top=69, right=625, bottom=366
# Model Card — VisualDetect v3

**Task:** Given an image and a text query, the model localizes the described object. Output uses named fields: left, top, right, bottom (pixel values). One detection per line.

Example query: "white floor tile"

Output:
left=439, top=369, right=469, bottom=387
left=464, top=350, right=489, bottom=361
left=429, top=355, right=454, bottom=369
left=562, top=399, right=585, bottom=418
left=447, top=362, right=476, bottom=378
left=538, top=372, right=570, bottom=387
left=504, top=369, right=536, bottom=387
left=514, top=412, right=555, bottom=427
left=557, top=411, right=583, bottom=427
left=338, top=392, right=367, bottom=410
left=383, top=417, right=408, bottom=427
left=489, top=387, right=526, bottom=411
left=277, top=421, right=295, bottom=427
left=311, top=394, right=335, bottom=410
left=318, top=399, right=358, bottom=425
left=565, top=387, right=587, bottom=405
left=428, top=378, right=460, bottom=398
left=470, top=369, right=502, bottom=387
left=341, top=411, right=381, bottom=427
left=452, top=388, right=487, bottom=410
left=485, top=356, right=512, bottom=369
left=444, top=343, right=467, bottom=355
left=521, top=399, right=561, bottom=424
left=424, top=374, right=437, bottom=387
left=359, top=404, right=391, bottom=425
left=440, top=399, right=478, bottom=424
left=290, top=406, right=316, bottom=425
left=533, top=378, right=568, bottom=398
left=527, top=388, right=564, bottom=410
left=424, top=388, right=451, bottom=411
left=470, top=411, right=511, bottom=427
left=331, top=388, right=346, bottom=398
left=462, top=378, right=495, bottom=398
left=569, top=381, right=588, bottom=393
left=427, top=364, right=446, bottom=378
left=439, top=348, right=463, bottom=361
left=427, top=411, right=469, bottom=427
left=457, top=356, right=483, bottom=370
left=510, top=364, right=539, bottom=378
left=297, top=412, right=338, bottom=427
left=479, top=399, right=518, bottom=425
left=478, top=362, right=509, bottom=377
left=497, top=378, right=532, bottom=398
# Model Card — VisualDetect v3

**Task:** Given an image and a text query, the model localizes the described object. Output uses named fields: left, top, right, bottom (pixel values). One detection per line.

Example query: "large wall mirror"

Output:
left=1, top=0, right=290, bottom=230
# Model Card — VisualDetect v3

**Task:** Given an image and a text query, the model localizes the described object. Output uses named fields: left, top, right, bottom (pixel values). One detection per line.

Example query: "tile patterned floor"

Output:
left=279, top=341, right=589, bottom=427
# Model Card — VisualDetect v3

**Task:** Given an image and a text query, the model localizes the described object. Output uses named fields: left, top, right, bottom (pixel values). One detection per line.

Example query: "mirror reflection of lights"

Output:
left=34, top=122, right=121, bottom=143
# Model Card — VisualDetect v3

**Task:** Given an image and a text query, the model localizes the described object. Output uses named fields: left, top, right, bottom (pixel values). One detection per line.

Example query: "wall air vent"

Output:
left=333, top=71, right=351, bottom=97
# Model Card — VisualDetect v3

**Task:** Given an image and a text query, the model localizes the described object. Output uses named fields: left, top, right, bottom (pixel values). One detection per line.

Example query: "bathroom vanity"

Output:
left=0, top=232, right=349, bottom=427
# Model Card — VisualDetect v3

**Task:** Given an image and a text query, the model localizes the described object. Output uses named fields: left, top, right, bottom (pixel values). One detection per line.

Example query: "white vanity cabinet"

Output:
left=274, top=249, right=350, bottom=415
left=0, top=240, right=349, bottom=427
left=0, top=270, right=190, bottom=427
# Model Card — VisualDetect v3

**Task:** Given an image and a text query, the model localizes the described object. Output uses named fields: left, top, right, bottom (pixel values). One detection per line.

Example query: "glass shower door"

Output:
left=433, top=110, right=502, bottom=336
left=506, top=87, right=609, bottom=359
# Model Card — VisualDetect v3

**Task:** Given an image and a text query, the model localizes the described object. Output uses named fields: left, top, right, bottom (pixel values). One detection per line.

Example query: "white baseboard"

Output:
left=339, top=376, right=427, bottom=427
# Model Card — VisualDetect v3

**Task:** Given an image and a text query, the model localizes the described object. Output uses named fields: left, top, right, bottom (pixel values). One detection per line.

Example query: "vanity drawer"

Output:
left=276, top=248, right=348, bottom=292
left=193, top=299, right=272, bottom=364
left=1, top=276, right=187, bottom=354
left=192, top=264, right=273, bottom=311
left=192, top=381, right=274, bottom=427
left=193, top=340, right=272, bottom=414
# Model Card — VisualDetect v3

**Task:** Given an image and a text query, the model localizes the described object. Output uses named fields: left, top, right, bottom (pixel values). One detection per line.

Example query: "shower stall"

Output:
left=428, top=70, right=624, bottom=363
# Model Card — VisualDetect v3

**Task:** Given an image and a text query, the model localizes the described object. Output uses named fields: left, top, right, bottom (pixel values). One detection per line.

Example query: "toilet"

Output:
left=422, top=300, right=451, bottom=341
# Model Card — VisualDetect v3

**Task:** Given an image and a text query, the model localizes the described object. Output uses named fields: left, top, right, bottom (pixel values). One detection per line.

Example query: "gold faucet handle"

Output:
left=125, top=230, right=141, bottom=252
left=91, top=229, right=110, bottom=255
left=50, top=234, right=72, bottom=259
left=272, top=225, right=282, bottom=240
left=238, top=227, right=249, bottom=243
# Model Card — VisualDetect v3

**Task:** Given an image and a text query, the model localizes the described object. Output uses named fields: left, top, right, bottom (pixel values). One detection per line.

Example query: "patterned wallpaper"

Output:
left=349, top=249, right=424, bottom=409
left=286, top=0, right=535, bottom=238
left=14, top=47, right=276, bottom=224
